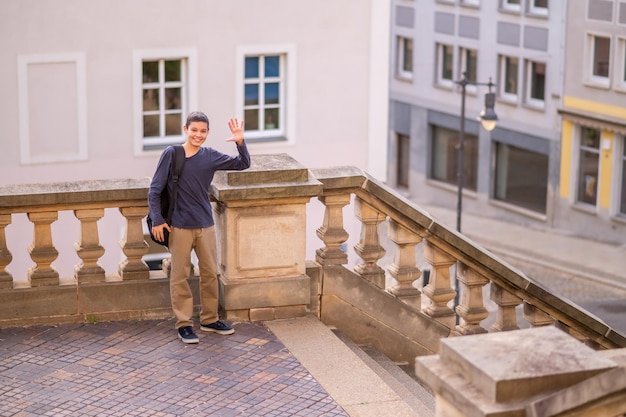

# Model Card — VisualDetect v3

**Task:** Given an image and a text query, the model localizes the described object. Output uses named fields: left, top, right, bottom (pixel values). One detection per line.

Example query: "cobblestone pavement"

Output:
left=0, top=319, right=348, bottom=417
left=500, top=255, right=626, bottom=334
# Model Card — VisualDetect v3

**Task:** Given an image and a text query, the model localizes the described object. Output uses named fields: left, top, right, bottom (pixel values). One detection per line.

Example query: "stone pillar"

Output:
left=353, top=197, right=386, bottom=289
left=315, top=193, right=350, bottom=266
left=212, top=154, right=323, bottom=321
left=415, top=326, right=621, bottom=417
left=387, top=219, right=422, bottom=309
left=27, top=211, right=59, bottom=287
left=118, top=206, right=150, bottom=280
left=422, top=240, right=456, bottom=329
left=490, top=283, right=522, bottom=332
left=74, top=208, right=106, bottom=284
left=454, top=262, right=489, bottom=336
left=0, top=213, right=13, bottom=289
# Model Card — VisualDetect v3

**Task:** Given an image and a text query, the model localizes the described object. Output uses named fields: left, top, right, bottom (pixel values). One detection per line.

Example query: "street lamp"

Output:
left=455, top=72, right=498, bottom=233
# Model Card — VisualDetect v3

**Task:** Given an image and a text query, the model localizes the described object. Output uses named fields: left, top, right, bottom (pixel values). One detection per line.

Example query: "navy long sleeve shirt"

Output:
left=148, top=143, right=250, bottom=229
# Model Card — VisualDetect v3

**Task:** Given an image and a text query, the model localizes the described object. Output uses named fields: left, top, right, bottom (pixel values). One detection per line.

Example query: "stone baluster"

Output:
left=118, top=206, right=149, bottom=280
left=0, top=214, right=13, bottom=289
left=27, top=211, right=60, bottom=287
left=422, top=241, right=457, bottom=329
left=353, top=198, right=386, bottom=289
left=490, top=283, right=522, bottom=331
left=523, top=302, right=554, bottom=327
left=74, top=208, right=106, bottom=284
left=315, top=194, right=350, bottom=266
left=387, top=219, right=422, bottom=309
left=454, top=262, right=489, bottom=335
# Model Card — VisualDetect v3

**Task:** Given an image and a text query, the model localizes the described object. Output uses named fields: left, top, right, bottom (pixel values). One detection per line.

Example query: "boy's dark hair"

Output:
left=185, top=111, right=210, bottom=128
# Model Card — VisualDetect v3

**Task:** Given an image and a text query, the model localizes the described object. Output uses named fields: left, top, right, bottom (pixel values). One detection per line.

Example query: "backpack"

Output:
left=146, top=145, right=186, bottom=247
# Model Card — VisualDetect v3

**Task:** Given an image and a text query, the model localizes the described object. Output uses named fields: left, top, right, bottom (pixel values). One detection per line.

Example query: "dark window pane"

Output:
left=143, top=89, right=159, bottom=111
left=264, top=108, right=279, bottom=129
left=494, top=143, right=548, bottom=213
left=621, top=152, right=626, bottom=214
left=165, top=88, right=181, bottom=110
left=245, top=84, right=259, bottom=106
left=534, top=0, right=547, bottom=6
left=164, top=60, right=181, bottom=82
left=431, top=126, right=478, bottom=190
left=505, top=57, right=518, bottom=94
left=397, top=134, right=410, bottom=187
left=531, top=62, right=546, bottom=100
left=265, top=55, right=280, bottom=77
left=244, top=109, right=259, bottom=130
left=245, top=57, right=259, bottom=79
left=265, top=83, right=279, bottom=105
left=582, top=127, right=600, bottom=148
left=403, top=39, right=413, bottom=72
left=593, top=37, right=610, bottom=77
left=465, top=50, right=477, bottom=83
left=442, top=46, right=453, bottom=80
left=578, top=150, right=599, bottom=205
left=165, top=114, right=182, bottom=136
left=143, top=115, right=159, bottom=137
left=143, top=61, right=159, bottom=83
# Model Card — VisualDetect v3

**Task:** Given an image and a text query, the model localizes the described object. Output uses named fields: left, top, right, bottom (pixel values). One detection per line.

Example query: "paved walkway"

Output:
left=0, top=319, right=349, bottom=417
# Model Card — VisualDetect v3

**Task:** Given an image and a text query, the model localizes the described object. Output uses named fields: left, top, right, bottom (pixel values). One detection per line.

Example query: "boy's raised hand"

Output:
left=226, top=118, right=245, bottom=146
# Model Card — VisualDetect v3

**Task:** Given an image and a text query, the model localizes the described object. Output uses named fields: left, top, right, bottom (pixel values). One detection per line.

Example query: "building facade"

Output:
left=0, top=0, right=390, bottom=278
left=388, top=1, right=578, bottom=236
left=556, top=0, right=626, bottom=244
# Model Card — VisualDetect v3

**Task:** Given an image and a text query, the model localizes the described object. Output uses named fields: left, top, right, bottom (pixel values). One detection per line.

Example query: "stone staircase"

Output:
left=265, top=315, right=436, bottom=417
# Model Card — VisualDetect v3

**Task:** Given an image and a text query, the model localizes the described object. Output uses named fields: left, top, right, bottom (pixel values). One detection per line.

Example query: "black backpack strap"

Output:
left=166, top=145, right=186, bottom=223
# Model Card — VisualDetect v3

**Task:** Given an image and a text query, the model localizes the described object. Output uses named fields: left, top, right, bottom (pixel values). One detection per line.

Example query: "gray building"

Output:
left=388, top=0, right=567, bottom=233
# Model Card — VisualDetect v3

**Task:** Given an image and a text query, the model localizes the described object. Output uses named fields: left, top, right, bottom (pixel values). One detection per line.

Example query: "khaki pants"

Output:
left=168, top=226, right=219, bottom=329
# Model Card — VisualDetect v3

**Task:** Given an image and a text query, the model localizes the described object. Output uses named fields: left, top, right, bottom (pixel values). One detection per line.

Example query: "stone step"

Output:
left=266, top=315, right=435, bottom=417
left=331, top=329, right=435, bottom=417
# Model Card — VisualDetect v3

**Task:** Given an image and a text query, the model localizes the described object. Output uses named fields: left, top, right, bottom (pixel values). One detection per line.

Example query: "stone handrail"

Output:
left=311, top=167, right=625, bottom=350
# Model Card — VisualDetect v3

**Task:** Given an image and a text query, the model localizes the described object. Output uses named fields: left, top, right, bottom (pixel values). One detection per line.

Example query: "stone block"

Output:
left=0, top=287, right=78, bottom=324
left=219, top=274, right=310, bottom=311
left=249, top=307, right=275, bottom=322
left=415, top=326, right=620, bottom=417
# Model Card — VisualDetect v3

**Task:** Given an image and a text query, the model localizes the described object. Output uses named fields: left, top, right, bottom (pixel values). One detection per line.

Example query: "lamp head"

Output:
left=478, top=91, right=498, bottom=131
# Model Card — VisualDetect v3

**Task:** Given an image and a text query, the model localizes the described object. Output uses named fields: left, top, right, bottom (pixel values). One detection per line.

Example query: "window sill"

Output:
left=522, top=101, right=546, bottom=112
left=583, top=80, right=611, bottom=91
left=395, top=74, right=414, bottom=83
left=488, top=199, right=547, bottom=222
left=610, top=214, right=626, bottom=225
left=497, top=96, right=519, bottom=107
left=245, top=136, right=289, bottom=144
left=571, top=202, right=598, bottom=216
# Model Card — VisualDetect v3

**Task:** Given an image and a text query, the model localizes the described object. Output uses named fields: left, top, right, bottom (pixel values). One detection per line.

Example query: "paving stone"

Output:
left=0, top=319, right=348, bottom=417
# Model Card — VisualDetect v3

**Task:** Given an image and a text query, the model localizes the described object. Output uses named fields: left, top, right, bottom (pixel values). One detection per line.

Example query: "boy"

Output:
left=148, top=112, right=250, bottom=343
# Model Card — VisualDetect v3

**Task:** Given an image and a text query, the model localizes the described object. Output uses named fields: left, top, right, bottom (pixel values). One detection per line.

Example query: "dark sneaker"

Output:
left=200, top=320, right=235, bottom=335
left=177, top=326, right=199, bottom=344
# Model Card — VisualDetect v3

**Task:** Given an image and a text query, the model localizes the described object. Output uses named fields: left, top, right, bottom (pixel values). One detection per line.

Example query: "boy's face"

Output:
left=183, top=121, right=209, bottom=148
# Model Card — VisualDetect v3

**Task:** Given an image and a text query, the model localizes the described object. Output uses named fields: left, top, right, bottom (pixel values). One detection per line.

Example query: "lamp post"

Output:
left=455, top=72, right=498, bottom=233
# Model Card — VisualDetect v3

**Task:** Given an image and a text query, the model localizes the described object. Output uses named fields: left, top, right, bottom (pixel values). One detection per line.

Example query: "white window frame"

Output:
left=524, top=59, right=546, bottom=110
left=436, top=43, right=455, bottom=88
left=585, top=33, right=611, bottom=89
left=614, top=37, right=626, bottom=92
left=575, top=126, right=602, bottom=207
left=132, top=48, right=198, bottom=156
left=235, top=44, right=296, bottom=144
left=502, top=0, right=521, bottom=13
left=396, top=36, right=414, bottom=81
left=499, top=54, right=519, bottom=103
left=611, top=134, right=626, bottom=217
left=528, top=0, right=549, bottom=16
left=17, top=53, right=88, bottom=164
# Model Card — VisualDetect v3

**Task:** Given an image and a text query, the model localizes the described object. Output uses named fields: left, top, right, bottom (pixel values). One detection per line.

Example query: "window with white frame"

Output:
left=525, top=60, right=546, bottom=108
left=577, top=126, right=601, bottom=206
left=436, top=43, right=454, bottom=87
left=502, top=0, right=521, bottom=13
left=236, top=45, right=295, bottom=142
left=588, top=34, right=611, bottom=87
left=141, top=59, right=186, bottom=143
left=529, top=0, right=549, bottom=15
left=133, top=48, right=197, bottom=154
left=397, top=36, right=414, bottom=81
left=499, top=55, right=519, bottom=101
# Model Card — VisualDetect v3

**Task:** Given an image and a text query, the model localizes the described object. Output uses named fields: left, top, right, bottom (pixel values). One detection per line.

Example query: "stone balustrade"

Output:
left=0, top=159, right=624, bottom=350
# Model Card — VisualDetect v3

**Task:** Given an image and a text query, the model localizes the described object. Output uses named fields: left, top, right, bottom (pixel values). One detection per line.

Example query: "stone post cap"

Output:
left=211, top=154, right=323, bottom=202
left=416, top=326, right=619, bottom=410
